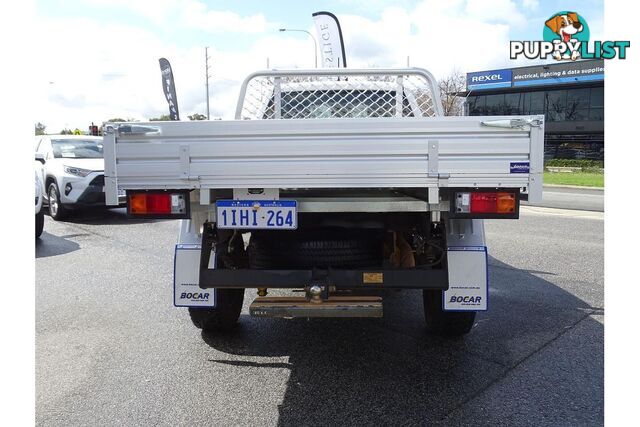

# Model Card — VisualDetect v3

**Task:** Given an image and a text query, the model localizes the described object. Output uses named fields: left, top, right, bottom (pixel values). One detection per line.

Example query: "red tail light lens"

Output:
left=130, top=193, right=170, bottom=214
left=148, top=194, right=171, bottom=214
left=470, top=192, right=516, bottom=214
left=453, top=189, right=519, bottom=218
left=127, top=191, right=189, bottom=218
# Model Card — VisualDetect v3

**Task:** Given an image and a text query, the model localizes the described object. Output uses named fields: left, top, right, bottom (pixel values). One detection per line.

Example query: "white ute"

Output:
left=104, top=68, right=543, bottom=336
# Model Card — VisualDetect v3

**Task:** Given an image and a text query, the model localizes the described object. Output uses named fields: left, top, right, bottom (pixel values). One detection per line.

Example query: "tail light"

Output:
left=127, top=191, right=190, bottom=219
left=451, top=189, right=519, bottom=219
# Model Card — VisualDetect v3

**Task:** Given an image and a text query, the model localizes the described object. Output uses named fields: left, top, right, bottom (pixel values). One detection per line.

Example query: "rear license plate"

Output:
left=216, top=200, right=297, bottom=229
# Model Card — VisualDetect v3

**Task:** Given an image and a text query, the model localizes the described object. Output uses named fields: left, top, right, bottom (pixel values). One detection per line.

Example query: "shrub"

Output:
left=545, top=159, right=604, bottom=168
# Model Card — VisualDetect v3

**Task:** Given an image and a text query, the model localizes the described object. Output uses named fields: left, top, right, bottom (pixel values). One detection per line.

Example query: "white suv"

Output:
left=34, top=135, right=122, bottom=220
left=35, top=154, right=45, bottom=237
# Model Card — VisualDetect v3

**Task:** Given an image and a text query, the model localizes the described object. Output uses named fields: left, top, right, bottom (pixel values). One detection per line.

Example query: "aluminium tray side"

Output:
left=104, top=116, right=543, bottom=205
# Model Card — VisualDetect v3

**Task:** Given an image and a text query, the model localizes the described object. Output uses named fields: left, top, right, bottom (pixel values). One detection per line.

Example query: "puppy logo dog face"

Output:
left=545, top=12, right=584, bottom=43
left=542, top=11, right=590, bottom=61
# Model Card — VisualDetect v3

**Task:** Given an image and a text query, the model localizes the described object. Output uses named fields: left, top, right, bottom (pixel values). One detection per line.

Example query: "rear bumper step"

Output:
left=249, top=296, right=383, bottom=318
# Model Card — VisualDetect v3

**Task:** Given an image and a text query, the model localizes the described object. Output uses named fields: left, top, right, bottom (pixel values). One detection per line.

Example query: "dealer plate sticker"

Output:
left=174, top=244, right=216, bottom=307
left=510, top=162, right=530, bottom=173
left=444, top=247, right=488, bottom=311
left=216, top=200, right=297, bottom=229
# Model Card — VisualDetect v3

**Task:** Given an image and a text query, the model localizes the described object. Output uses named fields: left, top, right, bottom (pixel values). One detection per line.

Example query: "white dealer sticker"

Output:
left=444, top=247, right=488, bottom=311
left=174, top=244, right=216, bottom=308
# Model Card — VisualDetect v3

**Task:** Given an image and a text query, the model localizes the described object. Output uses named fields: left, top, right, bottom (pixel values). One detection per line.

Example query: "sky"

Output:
left=35, top=0, right=604, bottom=132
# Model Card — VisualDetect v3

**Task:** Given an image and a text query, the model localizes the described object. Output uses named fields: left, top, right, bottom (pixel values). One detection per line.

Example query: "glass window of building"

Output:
left=485, top=94, right=505, bottom=114
left=522, top=92, right=531, bottom=114
left=529, top=91, right=545, bottom=114
left=504, top=93, right=523, bottom=114
left=546, top=90, right=567, bottom=110
left=567, top=88, right=590, bottom=110
left=565, top=108, right=589, bottom=121
left=589, top=108, right=604, bottom=121
left=464, top=84, right=603, bottom=122
left=467, top=96, right=486, bottom=115
left=590, top=87, right=604, bottom=108
left=565, top=88, right=590, bottom=121
left=546, top=90, right=567, bottom=121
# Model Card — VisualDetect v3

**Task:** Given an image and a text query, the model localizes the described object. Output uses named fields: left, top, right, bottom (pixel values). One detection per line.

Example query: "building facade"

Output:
left=465, top=59, right=604, bottom=160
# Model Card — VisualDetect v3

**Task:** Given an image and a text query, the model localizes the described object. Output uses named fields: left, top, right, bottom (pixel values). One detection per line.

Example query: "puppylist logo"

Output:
left=511, top=11, right=630, bottom=61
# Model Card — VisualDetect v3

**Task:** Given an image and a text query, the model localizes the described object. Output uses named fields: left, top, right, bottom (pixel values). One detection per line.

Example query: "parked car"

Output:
left=34, top=135, right=123, bottom=220
left=35, top=153, right=45, bottom=237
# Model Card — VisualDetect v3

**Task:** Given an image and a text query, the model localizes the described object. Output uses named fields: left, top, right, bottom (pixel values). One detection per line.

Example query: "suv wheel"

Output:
left=48, top=182, right=68, bottom=220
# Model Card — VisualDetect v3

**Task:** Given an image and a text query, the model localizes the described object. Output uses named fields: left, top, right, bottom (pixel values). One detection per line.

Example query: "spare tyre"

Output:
left=248, top=228, right=384, bottom=269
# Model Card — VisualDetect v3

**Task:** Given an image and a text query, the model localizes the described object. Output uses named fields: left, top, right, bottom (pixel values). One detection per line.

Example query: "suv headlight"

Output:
left=63, top=166, right=92, bottom=177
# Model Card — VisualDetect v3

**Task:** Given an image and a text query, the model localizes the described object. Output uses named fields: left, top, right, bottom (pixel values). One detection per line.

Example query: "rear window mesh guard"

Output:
left=235, top=68, right=443, bottom=120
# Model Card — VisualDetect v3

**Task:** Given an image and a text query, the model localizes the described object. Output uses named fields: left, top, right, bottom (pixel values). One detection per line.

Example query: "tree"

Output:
left=438, top=69, right=466, bottom=116
left=60, top=128, right=73, bottom=135
left=106, top=117, right=136, bottom=123
left=35, top=122, right=46, bottom=135
left=149, top=114, right=172, bottom=121
left=188, top=113, right=207, bottom=121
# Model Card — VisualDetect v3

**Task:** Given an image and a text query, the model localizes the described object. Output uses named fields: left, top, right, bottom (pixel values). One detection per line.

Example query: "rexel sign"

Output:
left=466, top=69, right=512, bottom=91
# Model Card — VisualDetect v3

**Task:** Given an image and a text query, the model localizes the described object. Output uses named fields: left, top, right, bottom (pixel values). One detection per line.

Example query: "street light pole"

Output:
left=278, top=28, right=318, bottom=68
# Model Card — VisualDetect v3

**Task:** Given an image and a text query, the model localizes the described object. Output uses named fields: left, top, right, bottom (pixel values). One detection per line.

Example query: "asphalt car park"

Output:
left=36, top=202, right=603, bottom=426
left=522, top=186, right=604, bottom=212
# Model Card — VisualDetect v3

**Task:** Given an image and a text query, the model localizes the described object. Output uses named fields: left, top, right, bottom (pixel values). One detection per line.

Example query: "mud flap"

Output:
left=443, top=246, right=488, bottom=311
left=174, top=244, right=216, bottom=307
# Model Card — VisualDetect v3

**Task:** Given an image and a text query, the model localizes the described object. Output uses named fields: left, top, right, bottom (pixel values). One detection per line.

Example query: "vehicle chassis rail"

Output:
left=198, top=224, right=449, bottom=290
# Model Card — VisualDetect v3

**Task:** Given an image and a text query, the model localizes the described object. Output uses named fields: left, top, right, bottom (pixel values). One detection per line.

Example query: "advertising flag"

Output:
left=158, top=58, right=180, bottom=120
left=312, top=11, right=347, bottom=68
